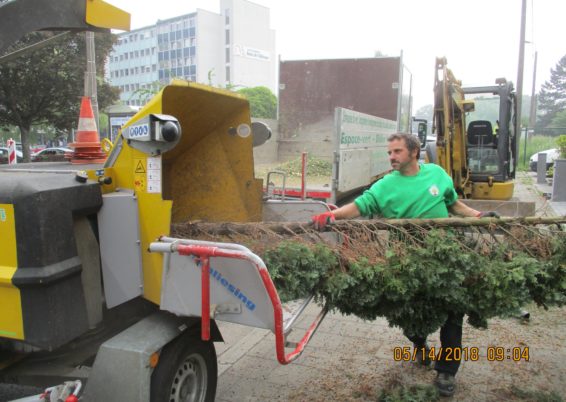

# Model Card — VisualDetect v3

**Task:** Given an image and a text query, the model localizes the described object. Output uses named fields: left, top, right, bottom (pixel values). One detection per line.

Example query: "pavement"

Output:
left=214, top=171, right=566, bottom=401
left=530, top=171, right=566, bottom=216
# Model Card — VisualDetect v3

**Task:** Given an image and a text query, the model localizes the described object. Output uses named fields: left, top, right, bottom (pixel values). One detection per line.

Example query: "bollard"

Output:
left=552, top=159, right=566, bottom=201
left=536, top=152, right=547, bottom=184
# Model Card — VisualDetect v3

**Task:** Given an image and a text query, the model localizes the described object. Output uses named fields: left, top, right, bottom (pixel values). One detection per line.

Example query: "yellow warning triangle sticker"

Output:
left=135, top=160, right=146, bottom=173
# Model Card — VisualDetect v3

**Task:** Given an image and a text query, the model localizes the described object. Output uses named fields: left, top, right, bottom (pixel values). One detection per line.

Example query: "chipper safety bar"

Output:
left=149, top=237, right=328, bottom=364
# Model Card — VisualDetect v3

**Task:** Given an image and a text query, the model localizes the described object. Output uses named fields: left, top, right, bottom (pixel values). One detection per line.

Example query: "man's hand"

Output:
left=477, top=211, right=500, bottom=218
left=311, top=211, right=335, bottom=231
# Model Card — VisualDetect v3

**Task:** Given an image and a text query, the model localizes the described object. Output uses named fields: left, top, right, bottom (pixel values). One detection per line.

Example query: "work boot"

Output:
left=434, top=372, right=456, bottom=397
left=413, top=343, right=432, bottom=367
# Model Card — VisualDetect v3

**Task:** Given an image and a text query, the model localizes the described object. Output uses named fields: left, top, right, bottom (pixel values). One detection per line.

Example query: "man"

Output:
left=311, top=133, right=498, bottom=397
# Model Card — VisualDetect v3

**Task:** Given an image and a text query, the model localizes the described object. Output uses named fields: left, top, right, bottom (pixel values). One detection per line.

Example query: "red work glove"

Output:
left=476, top=211, right=500, bottom=218
left=311, top=211, right=335, bottom=231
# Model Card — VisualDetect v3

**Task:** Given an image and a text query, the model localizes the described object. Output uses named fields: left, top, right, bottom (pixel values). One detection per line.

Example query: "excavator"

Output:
left=428, top=57, right=518, bottom=200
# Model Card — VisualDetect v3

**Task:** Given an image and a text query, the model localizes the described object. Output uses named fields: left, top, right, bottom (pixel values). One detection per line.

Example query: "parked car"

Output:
left=529, top=148, right=560, bottom=171
left=31, top=147, right=73, bottom=162
left=0, top=147, right=23, bottom=164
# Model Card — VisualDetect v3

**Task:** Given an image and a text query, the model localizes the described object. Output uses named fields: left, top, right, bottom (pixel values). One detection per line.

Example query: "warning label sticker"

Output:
left=134, top=175, right=146, bottom=192
left=133, top=157, right=161, bottom=193
left=147, top=157, right=162, bottom=194
left=135, top=159, right=146, bottom=173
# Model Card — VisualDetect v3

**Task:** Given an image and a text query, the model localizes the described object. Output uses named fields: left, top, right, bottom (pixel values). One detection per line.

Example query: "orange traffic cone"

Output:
left=67, top=96, right=107, bottom=164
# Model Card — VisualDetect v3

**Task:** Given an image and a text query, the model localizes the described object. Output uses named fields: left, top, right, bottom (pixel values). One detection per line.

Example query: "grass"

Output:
left=508, top=385, right=564, bottom=402
left=517, top=135, right=560, bottom=171
left=255, top=156, right=333, bottom=188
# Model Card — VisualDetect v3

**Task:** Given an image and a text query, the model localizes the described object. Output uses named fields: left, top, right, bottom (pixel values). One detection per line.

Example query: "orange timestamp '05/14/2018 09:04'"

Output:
left=393, top=346, right=530, bottom=362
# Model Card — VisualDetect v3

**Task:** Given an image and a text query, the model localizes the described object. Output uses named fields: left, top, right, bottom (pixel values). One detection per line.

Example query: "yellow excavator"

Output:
left=428, top=57, right=518, bottom=200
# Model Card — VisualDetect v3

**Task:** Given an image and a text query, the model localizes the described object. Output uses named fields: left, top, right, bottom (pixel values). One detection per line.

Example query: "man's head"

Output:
left=387, top=133, right=421, bottom=174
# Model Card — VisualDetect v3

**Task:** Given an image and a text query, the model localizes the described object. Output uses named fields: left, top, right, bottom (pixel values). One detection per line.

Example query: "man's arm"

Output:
left=332, top=202, right=362, bottom=220
left=448, top=200, right=481, bottom=217
left=311, top=202, right=361, bottom=231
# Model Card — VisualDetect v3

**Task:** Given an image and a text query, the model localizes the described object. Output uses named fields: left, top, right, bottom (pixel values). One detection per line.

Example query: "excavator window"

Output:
left=467, top=120, right=500, bottom=174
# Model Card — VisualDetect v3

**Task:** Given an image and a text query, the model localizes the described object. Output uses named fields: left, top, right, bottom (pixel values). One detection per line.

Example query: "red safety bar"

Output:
left=266, top=187, right=332, bottom=201
left=175, top=244, right=327, bottom=365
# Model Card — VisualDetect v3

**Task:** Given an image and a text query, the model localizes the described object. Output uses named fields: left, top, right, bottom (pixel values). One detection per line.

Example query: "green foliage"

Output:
left=275, top=156, right=333, bottom=177
left=517, top=135, right=558, bottom=170
left=263, top=242, right=336, bottom=302
left=261, top=229, right=566, bottom=338
left=556, top=134, right=566, bottom=158
left=131, top=81, right=164, bottom=105
left=237, top=86, right=277, bottom=119
left=467, top=96, right=532, bottom=127
left=537, top=54, right=566, bottom=130
left=550, top=110, right=566, bottom=130
left=0, top=32, right=119, bottom=159
left=509, top=385, right=564, bottom=402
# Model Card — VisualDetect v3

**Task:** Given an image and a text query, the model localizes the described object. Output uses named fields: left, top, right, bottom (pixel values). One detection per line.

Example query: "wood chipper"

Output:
left=0, top=81, right=332, bottom=401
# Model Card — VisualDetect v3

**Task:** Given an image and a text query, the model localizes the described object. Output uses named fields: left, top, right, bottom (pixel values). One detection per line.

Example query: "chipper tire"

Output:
left=150, top=332, right=217, bottom=402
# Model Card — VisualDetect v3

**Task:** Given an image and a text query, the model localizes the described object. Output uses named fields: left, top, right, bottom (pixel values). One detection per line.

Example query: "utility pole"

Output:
left=84, top=31, right=99, bottom=129
left=516, top=0, right=527, bottom=165
left=516, top=0, right=527, bottom=135
left=528, top=51, right=538, bottom=132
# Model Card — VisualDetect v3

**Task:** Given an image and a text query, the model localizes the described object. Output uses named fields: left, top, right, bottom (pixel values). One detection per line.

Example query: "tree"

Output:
left=550, top=109, right=566, bottom=129
left=0, top=32, right=119, bottom=161
left=536, top=54, right=566, bottom=130
left=236, top=86, right=277, bottom=119
left=414, top=104, right=433, bottom=123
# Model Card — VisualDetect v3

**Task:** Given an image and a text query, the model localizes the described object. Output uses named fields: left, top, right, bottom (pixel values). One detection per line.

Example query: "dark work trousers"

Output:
left=406, top=313, right=464, bottom=375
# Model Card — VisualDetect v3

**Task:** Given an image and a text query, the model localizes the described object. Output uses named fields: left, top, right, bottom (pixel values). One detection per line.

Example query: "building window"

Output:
left=225, top=29, right=230, bottom=45
left=226, top=66, right=230, bottom=82
left=124, top=53, right=128, bottom=60
left=226, top=48, right=230, bottom=63
left=225, top=9, right=230, bottom=25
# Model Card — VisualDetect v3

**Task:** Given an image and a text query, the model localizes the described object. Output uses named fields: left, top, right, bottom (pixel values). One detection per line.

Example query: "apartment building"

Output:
left=107, top=0, right=276, bottom=106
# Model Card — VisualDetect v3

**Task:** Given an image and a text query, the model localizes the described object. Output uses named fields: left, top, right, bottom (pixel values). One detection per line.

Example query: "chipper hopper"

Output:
left=0, top=81, right=330, bottom=401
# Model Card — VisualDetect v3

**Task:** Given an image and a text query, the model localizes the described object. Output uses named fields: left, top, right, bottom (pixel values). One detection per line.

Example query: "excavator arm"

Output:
left=432, top=57, right=474, bottom=198
left=0, top=0, right=130, bottom=55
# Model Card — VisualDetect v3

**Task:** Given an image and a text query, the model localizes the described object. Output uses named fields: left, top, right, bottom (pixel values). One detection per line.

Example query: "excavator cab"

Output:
left=463, top=79, right=517, bottom=199
left=432, top=58, right=517, bottom=200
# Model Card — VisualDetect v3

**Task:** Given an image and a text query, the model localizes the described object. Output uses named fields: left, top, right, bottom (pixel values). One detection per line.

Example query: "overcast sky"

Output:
left=107, top=0, right=565, bottom=110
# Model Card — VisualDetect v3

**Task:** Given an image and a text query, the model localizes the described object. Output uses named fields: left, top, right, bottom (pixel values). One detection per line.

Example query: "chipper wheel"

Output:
left=150, top=331, right=217, bottom=402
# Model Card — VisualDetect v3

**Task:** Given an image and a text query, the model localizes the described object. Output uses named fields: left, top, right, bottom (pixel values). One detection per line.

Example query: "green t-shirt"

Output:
left=354, top=163, right=458, bottom=219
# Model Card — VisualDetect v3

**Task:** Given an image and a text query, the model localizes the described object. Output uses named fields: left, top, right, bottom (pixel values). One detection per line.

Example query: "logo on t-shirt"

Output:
left=429, top=184, right=440, bottom=196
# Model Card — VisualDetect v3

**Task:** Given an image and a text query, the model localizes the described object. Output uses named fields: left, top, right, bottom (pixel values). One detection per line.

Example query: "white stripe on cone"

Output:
left=78, top=117, right=98, bottom=132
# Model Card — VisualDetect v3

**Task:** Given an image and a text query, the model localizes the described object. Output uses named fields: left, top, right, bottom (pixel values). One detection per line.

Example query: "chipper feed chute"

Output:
left=100, top=80, right=326, bottom=362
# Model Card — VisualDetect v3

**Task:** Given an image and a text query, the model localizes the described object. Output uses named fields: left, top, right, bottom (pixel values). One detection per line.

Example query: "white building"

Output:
left=107, top=0, right=276, bottom=106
